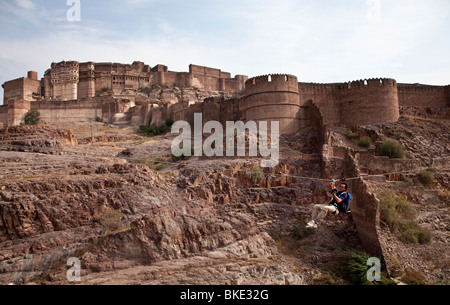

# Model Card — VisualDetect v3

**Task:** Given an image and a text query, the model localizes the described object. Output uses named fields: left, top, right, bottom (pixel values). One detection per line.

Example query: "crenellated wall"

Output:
left=241, top=75, right=403, bottom=134
left=242, top=74, right=306, bottom=134
left=397, top=83, right=449, bottom=108
left=337, top=78, right=399, bottom=126
left=1, top=63, right=449, bottom=128
left=299, top=82, right=341, bottom=124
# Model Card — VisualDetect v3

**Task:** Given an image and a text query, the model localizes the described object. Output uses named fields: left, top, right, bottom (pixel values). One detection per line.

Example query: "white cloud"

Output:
left=1, top=0, right=449, bottom=105
left=15, top=0, right=35, bottom=9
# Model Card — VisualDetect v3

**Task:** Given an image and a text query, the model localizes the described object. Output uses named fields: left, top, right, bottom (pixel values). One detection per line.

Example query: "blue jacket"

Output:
left=331, top=190, right=350, bottom=213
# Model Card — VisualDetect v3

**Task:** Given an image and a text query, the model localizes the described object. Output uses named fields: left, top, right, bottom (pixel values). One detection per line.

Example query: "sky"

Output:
left=0, top=0, right=449, bottom=104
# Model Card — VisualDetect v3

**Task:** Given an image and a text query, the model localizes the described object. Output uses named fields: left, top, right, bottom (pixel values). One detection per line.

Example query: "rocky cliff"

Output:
left=0, top=114, right=448, bottom=285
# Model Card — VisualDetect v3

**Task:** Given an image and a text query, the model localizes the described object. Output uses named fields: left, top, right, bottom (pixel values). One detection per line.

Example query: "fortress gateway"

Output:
left=0, top=61, right=449, bottom=132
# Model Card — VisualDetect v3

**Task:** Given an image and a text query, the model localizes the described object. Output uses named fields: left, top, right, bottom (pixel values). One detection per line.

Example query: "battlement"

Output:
left=397, top=83, right=449, bottom=108
left=397, top=83, right=449, bottom=93
left=341, top=78, right=397, bottom=90
left=337, top=77, right=399, bottom=126
left=246, top=73, right=297, bottom=86
left=245, top=74, right=298, bottom=96
left=299, top=82, right=341, bottom=93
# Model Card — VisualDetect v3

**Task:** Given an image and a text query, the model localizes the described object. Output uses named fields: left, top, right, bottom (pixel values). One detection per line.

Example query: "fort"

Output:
left=0, top=60, right=449, bottom=131
left=0, top=61, right=449, bottom=285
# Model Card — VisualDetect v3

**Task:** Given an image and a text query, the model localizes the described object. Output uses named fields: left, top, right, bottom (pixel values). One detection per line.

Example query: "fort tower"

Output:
left=242, top=74, right=307, bottom=135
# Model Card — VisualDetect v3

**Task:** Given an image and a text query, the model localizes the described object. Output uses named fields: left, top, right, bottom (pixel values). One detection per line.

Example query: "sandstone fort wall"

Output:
left=7, top=100, right=31, bottom=126
left=1, top=61, right=449, bottom=129
left=38, top=61, right=246, bottom=103
left=298, top=83, right=341, bottom=124
left=337, top=78, right=399, bottom=126
left=0, top=106, right=6, bottom=128
left=32, top=100, right=102, bottom=124
left=2, top=76, right=41, bottom=105
left=296, top=79, right=400, bottom=127
left=242, top=74, right=305, bottom=134
left=167, top=97, right=241, bottom=130
left=2, top=74, right=41, bottom=125
left=45, top=61, right=79, bottom=101
left=397, top=83, right=449, bottom=108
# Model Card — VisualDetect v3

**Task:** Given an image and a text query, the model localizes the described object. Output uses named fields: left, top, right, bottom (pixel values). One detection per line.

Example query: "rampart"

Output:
left=32, top=99, right=103, bottom=124
left=337, top=78, right=399, bottom=126
left=298, top=82, right=341, bottom=124
left=397, top=83, right=449, bottom=108
left=240, top=76, right=403, bottom=133
left=298, top=79, right=400, bottom=127
left=1, top=62, right=449, bottom=129
left=242, top=74, right=305, bottom=134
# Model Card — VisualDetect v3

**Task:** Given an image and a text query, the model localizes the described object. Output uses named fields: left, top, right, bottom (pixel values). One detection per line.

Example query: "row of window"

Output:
left=51, top=71, right=78, bottom=77
left=51, top=77, right=78, bottom=83
left=112, top=76, right=150, bottom=82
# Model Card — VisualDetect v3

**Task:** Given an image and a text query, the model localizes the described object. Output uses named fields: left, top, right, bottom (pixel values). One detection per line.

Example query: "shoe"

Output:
left=306, top=220, right=317, bottom=229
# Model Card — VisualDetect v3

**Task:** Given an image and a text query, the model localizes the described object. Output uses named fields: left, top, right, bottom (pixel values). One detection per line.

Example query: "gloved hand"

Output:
left=331, top=189, right=338, bottom=195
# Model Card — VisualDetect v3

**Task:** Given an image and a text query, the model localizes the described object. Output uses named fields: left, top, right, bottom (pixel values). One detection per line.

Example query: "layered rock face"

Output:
left=0, top=126, right=320, bottom=285
left=3, top=115, right=446, bottom=285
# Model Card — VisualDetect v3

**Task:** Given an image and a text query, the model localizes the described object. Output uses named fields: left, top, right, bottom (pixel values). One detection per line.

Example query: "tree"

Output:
left=23, top=109, right=41, bottom=126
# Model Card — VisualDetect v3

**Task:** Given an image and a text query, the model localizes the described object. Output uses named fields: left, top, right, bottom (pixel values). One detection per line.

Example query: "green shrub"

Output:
left=171, top=145, right=194, bottom=162
left=247, top=166, right=265, bottom=185
left=378, top=191, right=402, bottom=233
left=346, top=251, right=395, bottom=285
left=139, top=124, right=171, bottom=137
left=378, top=139, right=405, bottom=159
left=378, top=190, right=431, bottom=245
left=347, top=251, right=375, bottom=285
left=345, top=129, right=359, bottom=139
left=401, top=221, right=432, bottom=244
left=358, top=136, right=372, bottom=148
left=154, top=165, right=164, bottom=171
left=402, top=176, right=414, bottom=186
left=418, top=170, right=434, bottom=186
left=401, top=269, right=427, bottom=285
left=138, top=87, right=151, bottom=94
left=22, top=109, right=40, bottom=126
